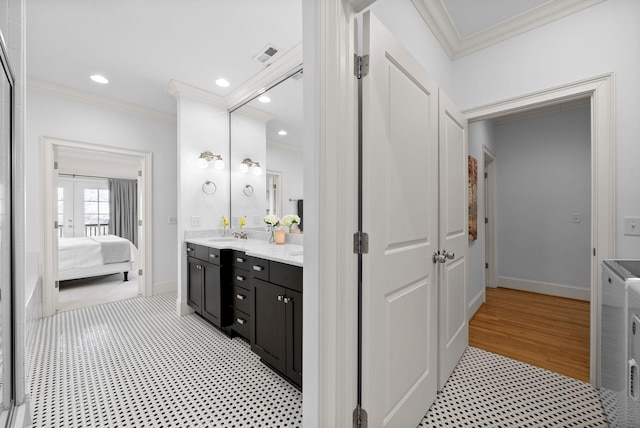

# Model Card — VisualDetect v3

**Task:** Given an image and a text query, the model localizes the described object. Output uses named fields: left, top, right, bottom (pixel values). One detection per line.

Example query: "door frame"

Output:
left=482, top=145, right=496, bottom=289
left=463, top=73, right=615, bottom=386
left=41, top=136, right=153, bottom=317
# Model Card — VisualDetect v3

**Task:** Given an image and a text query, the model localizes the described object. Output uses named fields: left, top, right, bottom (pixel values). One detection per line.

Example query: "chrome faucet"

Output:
left=232, top=231, right=249, bottom=240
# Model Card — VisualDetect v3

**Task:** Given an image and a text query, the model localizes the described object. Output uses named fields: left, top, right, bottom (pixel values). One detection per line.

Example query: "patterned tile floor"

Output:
left=28, top=292, right=608, bottom=427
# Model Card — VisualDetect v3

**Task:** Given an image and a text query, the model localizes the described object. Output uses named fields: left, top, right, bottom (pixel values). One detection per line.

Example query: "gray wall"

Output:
left=495, top=107, right=591, bottom=289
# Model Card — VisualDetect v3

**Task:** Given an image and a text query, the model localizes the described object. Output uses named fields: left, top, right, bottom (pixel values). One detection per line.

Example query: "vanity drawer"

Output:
left=232, top=251, right=250, bottom=269
left=231, top=267, right=250, bottom=286
left=250, top=258, right=270, bottom=281
left=232, top=284, right=251, bottom=314
left=194, top=244, right=209, bottom=262
left=206, top=247, right=222, bottom=265
left=270, top=261, right=303, bottom=292
left=230, top=307, right=250, bottom=339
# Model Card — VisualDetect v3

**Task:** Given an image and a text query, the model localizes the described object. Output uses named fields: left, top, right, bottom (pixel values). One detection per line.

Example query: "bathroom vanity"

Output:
left=185, top=237, right=303, bottom=387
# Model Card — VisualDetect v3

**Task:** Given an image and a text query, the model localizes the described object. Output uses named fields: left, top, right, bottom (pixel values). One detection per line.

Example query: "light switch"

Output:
left=191, top=216, right=202, bottom=227
left=624, top=217, right=640, bottom=236
left=168, top=216, right=178, bottom=225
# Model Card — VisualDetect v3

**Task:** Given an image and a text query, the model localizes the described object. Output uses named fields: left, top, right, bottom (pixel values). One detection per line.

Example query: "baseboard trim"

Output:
left=468, top=288, right=486, bottom=319
left=153, top=281, right=176, bottom=295
left=177, top=299, right=195, bottom=316
left=497, top=275, right=590, bottom=301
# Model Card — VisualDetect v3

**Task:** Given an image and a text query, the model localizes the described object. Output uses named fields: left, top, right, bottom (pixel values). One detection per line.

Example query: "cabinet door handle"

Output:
left=209, top=254, right=218, bottom=259
left=236, top=294, right=246, bottom=300
left=277, top=295, right=284, bottom=301
left=253, top=265, right=264, bottom=272
left=236, top=318, right=246, bottom=325
left=196, top=265, right=202, bottom=270
left=236, top=257, right=245, bottom=263
left=236, top=275, right=245, bottom=282
left=283, top=297, right=291, bottom=304
left=186, top=247, right=194, bottom=252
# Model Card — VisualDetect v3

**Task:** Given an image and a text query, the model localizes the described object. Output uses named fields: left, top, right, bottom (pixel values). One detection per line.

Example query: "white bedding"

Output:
left=58, top=235, right=137, bottom=279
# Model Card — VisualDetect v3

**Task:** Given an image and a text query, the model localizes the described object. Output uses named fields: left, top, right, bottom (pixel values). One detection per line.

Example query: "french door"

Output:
left=360, top=11, right=467, bottom=427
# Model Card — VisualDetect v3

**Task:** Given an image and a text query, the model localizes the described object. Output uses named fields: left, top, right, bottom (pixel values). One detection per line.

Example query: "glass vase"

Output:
left=269, top=225, right=275, bottom=244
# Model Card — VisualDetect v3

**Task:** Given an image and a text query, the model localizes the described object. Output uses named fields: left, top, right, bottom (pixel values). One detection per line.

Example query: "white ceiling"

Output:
left=26, top=0, right=604, bottom=122
left=26, top=0, right=303, bottom=115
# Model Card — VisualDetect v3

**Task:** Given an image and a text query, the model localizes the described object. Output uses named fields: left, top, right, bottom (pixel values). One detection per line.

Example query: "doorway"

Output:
left=465, top=74, right=615, bottom=385
left=42, top=137, right=153, bottom=317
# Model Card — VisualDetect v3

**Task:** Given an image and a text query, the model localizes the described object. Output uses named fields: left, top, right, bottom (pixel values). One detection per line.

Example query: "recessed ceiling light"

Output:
left=278, top=130, right=288, bottom=136
left=90, top=74, right=109, bottom=84
left=215, top=78, right=230, bottom=88
left=258, top=95, right=271, bottom=103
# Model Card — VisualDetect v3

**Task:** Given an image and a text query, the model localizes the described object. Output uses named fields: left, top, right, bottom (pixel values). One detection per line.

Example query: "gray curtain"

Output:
left=109, top=179, right=138, bottom=247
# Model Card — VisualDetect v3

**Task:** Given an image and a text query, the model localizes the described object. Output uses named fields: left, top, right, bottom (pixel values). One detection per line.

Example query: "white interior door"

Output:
left=361, top=11, right=439, bottom=427
left=437, top=89, right=469, bottom=389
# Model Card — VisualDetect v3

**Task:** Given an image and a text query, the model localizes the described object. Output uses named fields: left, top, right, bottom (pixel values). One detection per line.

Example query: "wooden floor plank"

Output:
left=469, top=287, right=590, bottom=382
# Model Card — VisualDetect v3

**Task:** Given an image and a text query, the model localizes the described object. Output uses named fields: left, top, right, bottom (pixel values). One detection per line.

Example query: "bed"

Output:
left=58, top=235, right=137, bottom=282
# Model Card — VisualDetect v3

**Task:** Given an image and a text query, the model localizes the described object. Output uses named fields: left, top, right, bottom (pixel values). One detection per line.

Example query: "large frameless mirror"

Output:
left=229, top=68, right=303, bottom=232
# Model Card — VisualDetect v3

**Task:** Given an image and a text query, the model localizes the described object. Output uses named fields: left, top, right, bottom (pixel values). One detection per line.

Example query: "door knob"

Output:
left=444, top=251, right=455, bottom=260
left=433, top=252, right=446, bottom=264
left=283, top=297, right=291, bottom=304
left=277, top=295, right=284, bottom=301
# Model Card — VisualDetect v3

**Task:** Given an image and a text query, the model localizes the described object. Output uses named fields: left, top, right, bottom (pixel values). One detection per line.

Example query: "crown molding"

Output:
left=226, top=42, right=303, bottom=111
left=267, top=139, right=303, bottom=153
left=163, top=79, right=227, bottom=108
left=232, top=105, right=275, bottom=122
left=28, top=78, right=176, bottom=122
left=412, top=0, right=606, bottom=60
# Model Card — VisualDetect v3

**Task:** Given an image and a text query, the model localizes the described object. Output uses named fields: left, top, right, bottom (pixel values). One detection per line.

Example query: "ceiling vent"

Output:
left=253, top=44, right=279, bottom=65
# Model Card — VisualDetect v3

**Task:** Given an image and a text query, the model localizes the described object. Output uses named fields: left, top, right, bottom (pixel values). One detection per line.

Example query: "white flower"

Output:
left=281, top=214, right=301, bottom=228
left=263, top=215, right=280, bottom=226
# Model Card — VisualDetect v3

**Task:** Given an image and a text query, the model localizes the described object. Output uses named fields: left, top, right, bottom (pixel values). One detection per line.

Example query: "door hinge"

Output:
left=54, top=220, right=59, bottom=229
left=353, top=231, right=369, bottom=255
left=55, top=280, right=59, bottom=289
left=484, top=172, right=488, bottom=179
left=593, top=248, right=596, bottom=257
left=138, top=170, right=142, bottom=177
left=138, top=269, right=143, bottom=276
left=138, top=219, right=143, bottom=227
left=485, top=262, right=489, bottom=269
left=485, top=217, right=488, bottom=224
left=354, top=54, right=369, bottom=79
left=353, top=406, right=368, bottom=428
left=54, top=161, right=58, bottom=170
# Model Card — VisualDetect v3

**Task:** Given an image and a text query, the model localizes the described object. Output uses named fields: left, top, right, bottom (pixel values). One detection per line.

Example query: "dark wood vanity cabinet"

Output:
left=250, top=258, right=303, bottom=387
left=224, top=251, right=252, bottom=340
left=186, top=244, right=227, bottom=328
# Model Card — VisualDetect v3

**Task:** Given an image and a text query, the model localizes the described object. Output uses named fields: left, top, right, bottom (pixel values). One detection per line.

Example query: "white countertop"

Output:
left=185, top=237, right=303, bottom=267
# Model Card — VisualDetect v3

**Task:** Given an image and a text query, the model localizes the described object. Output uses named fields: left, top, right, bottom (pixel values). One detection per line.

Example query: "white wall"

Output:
left=26, top=89, right=178, bottom=301
left=266, top=141, right=304, bottom=221
left=467, top=120, right=495, bottom=312
left=495, top=107, right=591, bottom=294
left=451, top=0, right=640, bottom=259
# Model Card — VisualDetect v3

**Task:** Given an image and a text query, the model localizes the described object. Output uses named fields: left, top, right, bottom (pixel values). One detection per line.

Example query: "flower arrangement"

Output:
left=221, top=216, right=229, bottom=236
left=281, top=214, right=301, bottom=232
left=264, top=215, right=281, bottom=243
left=239, top=216, right=246, bottom=229
left=263, top=214, right=280, bottom=228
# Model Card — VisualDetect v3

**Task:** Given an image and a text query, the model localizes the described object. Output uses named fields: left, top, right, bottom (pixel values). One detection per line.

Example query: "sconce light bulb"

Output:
left=213, top=159, right=225, bottom=170
left=239, top=163, right=249, bottom=173
left=196, top=157, right=209, bottom=168
left=253, top=165, right=262, bottom=176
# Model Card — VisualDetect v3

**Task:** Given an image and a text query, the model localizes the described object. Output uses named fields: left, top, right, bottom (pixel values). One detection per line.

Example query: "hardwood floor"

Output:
left=469, top=287, right=590, bottom=382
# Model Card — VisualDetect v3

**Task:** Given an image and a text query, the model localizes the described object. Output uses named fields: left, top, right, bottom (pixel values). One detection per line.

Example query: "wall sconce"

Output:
left=197, top=151, right=224, bottom=170
left=239, top=158, right=262, bottom=176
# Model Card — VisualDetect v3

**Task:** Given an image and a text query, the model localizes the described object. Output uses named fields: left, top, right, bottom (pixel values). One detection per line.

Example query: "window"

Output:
left=84, top=188, right=109, bottom=236
left=57, top=187, right=64, bottom=238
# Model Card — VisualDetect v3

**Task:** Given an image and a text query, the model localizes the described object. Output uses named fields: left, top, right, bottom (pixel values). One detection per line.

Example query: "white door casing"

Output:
left=361, top=11, right=439, bottom=427
left=437, top=89, right=469, bottom=389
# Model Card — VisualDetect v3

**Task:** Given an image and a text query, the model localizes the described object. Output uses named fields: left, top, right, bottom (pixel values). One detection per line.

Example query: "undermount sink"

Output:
left=288, top=251, right=303, bottom=257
